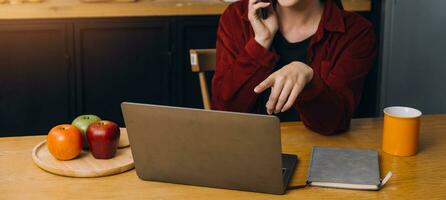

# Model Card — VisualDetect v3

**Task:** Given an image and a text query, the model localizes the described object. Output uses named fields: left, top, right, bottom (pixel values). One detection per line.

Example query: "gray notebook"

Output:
left=307, top=147, right=392, bottom=190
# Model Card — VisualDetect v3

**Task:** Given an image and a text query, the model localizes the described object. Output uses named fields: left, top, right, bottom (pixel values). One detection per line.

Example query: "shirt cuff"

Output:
left=244, top=38, right=279, bottom=69
left=297, top=71, right=327, bottom=101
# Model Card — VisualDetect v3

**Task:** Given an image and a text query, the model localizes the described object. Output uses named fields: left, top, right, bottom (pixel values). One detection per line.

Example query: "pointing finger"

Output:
left=254, top=75, right=274, bottom=93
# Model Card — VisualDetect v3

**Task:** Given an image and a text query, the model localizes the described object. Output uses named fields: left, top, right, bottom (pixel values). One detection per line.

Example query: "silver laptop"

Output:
left=121, top=102, right=297, bottom=194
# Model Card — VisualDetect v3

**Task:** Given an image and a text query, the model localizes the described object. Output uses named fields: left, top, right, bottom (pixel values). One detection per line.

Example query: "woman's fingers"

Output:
left=281, top=86, right=299, bottom=113
left=281, top=80, right=306, bottom=112
left=253, top=2, right=271, bottom=10
left=266, top=1, right=276, bottom=17
left=248, top=0, right=278, bottom=49
left=275, top=80, right=293, bottom=113
left=266, top=77, right=284, bottom=114
left=248, top=0, right=271, bottom=21
left=256, top=61, right=313, bottom=114
left=254, top=75, right=274, bottom=93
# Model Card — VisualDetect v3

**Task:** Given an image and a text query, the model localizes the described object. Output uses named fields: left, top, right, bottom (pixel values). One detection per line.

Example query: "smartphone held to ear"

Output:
left=257, top=0, right=276, bottom=19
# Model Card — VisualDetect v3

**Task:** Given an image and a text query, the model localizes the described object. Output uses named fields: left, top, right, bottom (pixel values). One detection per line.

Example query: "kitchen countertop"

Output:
left=0, top=0, right=372, bottom=20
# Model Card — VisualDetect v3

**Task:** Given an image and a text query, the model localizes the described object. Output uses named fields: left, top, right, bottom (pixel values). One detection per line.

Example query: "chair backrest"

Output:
left=189, top=49, right=216, bottom=110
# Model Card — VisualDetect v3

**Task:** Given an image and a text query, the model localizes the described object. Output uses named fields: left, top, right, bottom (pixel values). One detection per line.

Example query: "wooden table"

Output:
left=1, top=115, right=445, bottom=199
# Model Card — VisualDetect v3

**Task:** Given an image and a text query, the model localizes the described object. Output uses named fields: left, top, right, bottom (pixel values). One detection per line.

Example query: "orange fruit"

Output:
left=47, top=124, right=83, bottom=161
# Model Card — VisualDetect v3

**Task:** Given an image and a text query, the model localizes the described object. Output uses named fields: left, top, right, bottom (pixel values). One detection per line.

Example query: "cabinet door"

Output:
left=0, top=22, right=74, bottom=136
left=379, top=0, right=446, bottom=114
left=174, top=16, right=220, bottom=108
left=75, top=19, right=171, bottom=126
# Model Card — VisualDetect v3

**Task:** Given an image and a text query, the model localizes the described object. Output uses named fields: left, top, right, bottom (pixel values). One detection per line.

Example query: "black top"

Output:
left=255, top=32, right=313, bottom=122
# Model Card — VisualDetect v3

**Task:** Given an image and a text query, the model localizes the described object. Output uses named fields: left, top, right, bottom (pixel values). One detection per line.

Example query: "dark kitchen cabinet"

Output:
left=0, top=16, right=218, bottom=136
left=74, top=18, right=171, bottom=127
left=0, top=22, right=75, bottom=136
left=0, top=9, right=378, bottom=136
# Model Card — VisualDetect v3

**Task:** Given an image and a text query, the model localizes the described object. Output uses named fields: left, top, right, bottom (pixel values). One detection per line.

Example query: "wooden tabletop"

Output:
left=1, top=114, right=445, bottom=199
left=0, top=0, right=371, bottom=20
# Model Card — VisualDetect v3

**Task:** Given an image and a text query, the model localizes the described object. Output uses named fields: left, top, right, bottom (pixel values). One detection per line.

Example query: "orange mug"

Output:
left=382, top=106, right=422, bottom=156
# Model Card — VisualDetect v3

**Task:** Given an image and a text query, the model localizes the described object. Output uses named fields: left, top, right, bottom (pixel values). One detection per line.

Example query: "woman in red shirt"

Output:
left=212, top=0, right=377, bottom=135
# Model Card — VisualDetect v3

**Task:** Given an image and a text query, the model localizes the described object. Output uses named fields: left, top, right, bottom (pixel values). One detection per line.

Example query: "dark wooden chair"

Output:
left=189, top=49, right=216, bottom=110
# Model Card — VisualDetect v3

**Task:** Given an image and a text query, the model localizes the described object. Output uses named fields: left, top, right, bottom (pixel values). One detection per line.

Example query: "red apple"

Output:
left=72, top=114, right=101, bottom=150
left=86, top=120, right=120, bottom=159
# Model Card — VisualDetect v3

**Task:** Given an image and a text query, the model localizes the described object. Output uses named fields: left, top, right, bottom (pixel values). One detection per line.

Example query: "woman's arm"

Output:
left=295, top=24, right=377, bottom=135
left=211, top=2, right=279, bottom=112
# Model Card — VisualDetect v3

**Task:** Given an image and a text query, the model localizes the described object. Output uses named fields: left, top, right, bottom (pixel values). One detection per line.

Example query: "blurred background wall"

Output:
left=379, top=0, right=446, bottom=114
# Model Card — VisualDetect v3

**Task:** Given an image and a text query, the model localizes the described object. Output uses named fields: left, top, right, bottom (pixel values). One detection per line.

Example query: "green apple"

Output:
left=72, top=114, right=101, bottom=149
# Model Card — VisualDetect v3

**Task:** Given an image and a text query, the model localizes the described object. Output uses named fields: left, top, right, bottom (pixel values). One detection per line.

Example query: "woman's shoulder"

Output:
left=221, top=0, right=249, bottom=22
left=341, top=10, right=374, bottom=34
left=218, top=0, right=252, bottom=39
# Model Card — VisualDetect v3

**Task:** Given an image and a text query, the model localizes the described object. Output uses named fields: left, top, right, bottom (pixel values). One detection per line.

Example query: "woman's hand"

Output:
left=254, top=61, right=314, bottom=114
left=248, top=0, right=279, bottom=49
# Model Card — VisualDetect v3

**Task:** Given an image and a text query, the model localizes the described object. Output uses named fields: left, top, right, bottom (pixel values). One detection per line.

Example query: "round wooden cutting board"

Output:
left=32, top=128, right=134, bottom=178
left=118, top=128, right=130, bottom=148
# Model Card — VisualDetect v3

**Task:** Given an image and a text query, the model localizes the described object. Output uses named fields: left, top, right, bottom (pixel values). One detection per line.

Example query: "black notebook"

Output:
left=307, top=147, right=392, bottom=190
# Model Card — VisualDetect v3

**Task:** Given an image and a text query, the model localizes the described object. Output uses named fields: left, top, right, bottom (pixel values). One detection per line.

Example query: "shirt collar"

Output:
left=321, top=0, right=346, bottom=33
left=307, top=0, right=346, bottom=47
